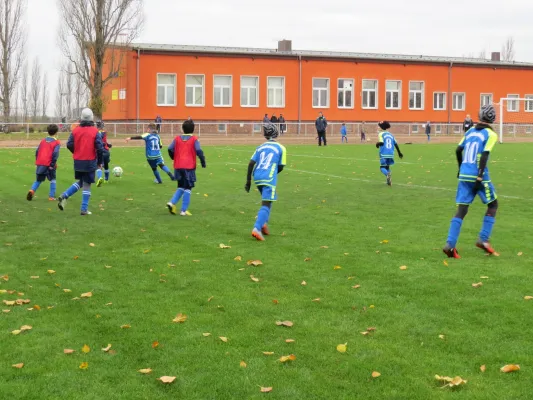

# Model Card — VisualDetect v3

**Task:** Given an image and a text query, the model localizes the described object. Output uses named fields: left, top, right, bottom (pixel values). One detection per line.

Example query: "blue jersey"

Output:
left=141, top=132, right=163, bottom=160
left=458, top=126, right=498, bottom=182
left=378, top=131, right=396, bottom=158
left=251, top=141, right=287, bottom=187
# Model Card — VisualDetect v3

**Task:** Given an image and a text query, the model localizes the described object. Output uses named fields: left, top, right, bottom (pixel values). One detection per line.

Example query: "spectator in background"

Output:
left=340, top=122, right=347, bottom=143
left=270, top=114, right=278, bottom=124
left=360, top=122, right=366, bottom=143
left=315, top=112, right=328, bottom=146
left=279, top=114, right=286, bottom=136
left=155, top=115, right=162, bottom=134
left=463, top=114, right=474, bottom=132
left=425, top=121, right=431, bottom=142
left=263, top=114, right=269, bottom=123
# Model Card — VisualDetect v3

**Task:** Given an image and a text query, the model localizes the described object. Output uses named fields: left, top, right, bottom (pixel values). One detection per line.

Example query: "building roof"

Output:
left=132, top=42, right=533, bottom=68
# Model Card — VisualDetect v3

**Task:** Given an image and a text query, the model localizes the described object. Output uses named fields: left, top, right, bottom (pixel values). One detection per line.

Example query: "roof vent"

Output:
left=491, top=52, right=501, bottom=62
left=278, top=40, right=292, bottom=52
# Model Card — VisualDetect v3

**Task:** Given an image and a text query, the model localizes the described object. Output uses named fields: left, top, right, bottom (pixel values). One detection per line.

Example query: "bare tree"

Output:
left=0, top=0, right=26, bottom=121
left=64, top=63, right=73, bottom=118
left=58, top=0, right=143, bottom=118
left=30, top=58, right=41, bottom=120
left=502, top=37, right=515, bottom=62
left=478, top=49, right=487, bottom=60
left=41, top=71, right=48, bottom=119
left=74, top=73, right=86, bottom=116
left=54, top=73, right=64, bottom=119
left=20, top=60, right=28, bottom=121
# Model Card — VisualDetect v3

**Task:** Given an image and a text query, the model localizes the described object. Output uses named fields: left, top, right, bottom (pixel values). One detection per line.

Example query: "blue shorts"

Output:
left=36, top=170, right=56, bottom=182
left=175, top=169, right=196, bottom=189
left=102, top=151, right=111, bottom=165
left=257, top=185, right=277, bottom=201
left=74, top=171, right=96, bottom=184
left=456, top=180, right=497, bottom=205
left=380, top=158, right=395, bottom=167
left=147, top=157, right=164, bottom=169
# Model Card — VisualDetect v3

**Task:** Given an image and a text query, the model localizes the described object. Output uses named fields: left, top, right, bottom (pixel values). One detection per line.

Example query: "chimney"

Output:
left=278, top=39, right=292, bottom=52
left=491, top=52, right=501, bottom=62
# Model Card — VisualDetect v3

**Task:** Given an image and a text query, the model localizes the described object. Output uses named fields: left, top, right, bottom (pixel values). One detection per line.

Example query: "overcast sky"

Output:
left=29, top=0, right=533, bottom=115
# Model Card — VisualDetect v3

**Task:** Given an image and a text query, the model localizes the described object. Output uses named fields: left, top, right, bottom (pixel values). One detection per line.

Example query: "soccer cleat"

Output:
left=166, top=202, right=177, bottom=215
left=181, top=210, right=192, bottom=216
left=252, top=228, right=265, bottom=241
left=154, top=179, right=163, bottom=184
left=96, top=177, right=104, bottom=187
left=80, top=210, right=92, bottom=216
left=27, top=190, right=35, bottom=201
left=261, top=224, right=270, bottom=236
left=386, top=173, right=392, bottom=186
left=476, top=240, right=499, bottom=256
left=48, top=197, right=55, bottom=201
left=443, top=244, right=461, bottom=259
left=57, top=196, right=67, bottom=211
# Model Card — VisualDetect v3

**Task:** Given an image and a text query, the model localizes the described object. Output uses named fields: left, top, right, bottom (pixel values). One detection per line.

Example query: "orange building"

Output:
left=102, top=40, right=533, bottom=124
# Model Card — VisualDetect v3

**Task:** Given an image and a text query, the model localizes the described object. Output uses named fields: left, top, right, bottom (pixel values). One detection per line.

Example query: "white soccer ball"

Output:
left=113, top=166, right=123, bottom=177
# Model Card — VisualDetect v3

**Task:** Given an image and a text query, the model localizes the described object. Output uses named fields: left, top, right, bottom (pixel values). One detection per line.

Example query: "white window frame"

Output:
left=507, top=94, right=519, bottom=112
left=453, top=125, right=461, bottom=134
left=213, top=75, right=232, bottom=108
left=433, top=92, right=446, bottom=111
left=312, top=77, right=330, bottom=108
left=267, top=76, right=285, bottom=108
left=525, top=95, right=533, bottom=112
left=185, top=74, right=205, bottom=107
left=452, top=92, right=466, bottom=111
left=480, top=93, right=493, bottom=107
left=156, top=73, right=177, bottom=107
left=217, top=123, right=227, bottom=133
left=337, top=78, right=354, bottom=109
left=411, top=124, right=419, bottom=133
left=385, top=80, right=401, bottom=110
left=240, top=76, right=259, bottom=108
left=362, top=79, right=378, bottom=110
left=409, top=81, right=424, bottom=110
left=435, top=124, right=442, bottom=134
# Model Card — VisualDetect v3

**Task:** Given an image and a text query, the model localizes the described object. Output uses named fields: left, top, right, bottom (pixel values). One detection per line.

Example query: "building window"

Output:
left=253, top=123, right=262, bottom=133
left=218, top=123, right=226, bottom=132
left=525, top=95, right=533, bottom=112
left=526, top=125, right=532, bottom=134
left=267, top=77, right=285, bottom=108
left=385, top=80, right=401, bottom=109
left=362, top=79, right=378, bottom=109
left=454, top=125, right=461, bottom=133
left=433, top=92, right=446, bottom=110
left=480, top=93, right=493, bottom=107
left=213, top=75, right=232, bottom=107
left=241, top=76, right=259, bottom=107
left=508, top=125, right=515, bottom=134
left=435, top=124, right=442, bottom=134
left=156, top=74, right=176, bottom=106
left=313, top=78, right=330, bottom=108
left=409, top=81, right=424, bottom=110
left=337, top=79, right=354, bottom=108
left=185, top=75, right=204, bottom=106
left=452, top=93, right=466, bottom=111
left=507, top=94, right=519, bottom=112
left=412, top=124, right=418, bottom=133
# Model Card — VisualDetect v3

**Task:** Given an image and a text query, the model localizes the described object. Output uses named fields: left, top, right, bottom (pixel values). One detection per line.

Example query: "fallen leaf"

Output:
left=524, top=296, right=533, bottom=300
left=279, top=354, right=296, bottom=363
left=250, top=275, right=260, bottom=282
left=480, top=276, right=489, bottom=279
left=262, top=352, right=274, bottom=356
left=500, top=364, right=520, bottom=373
left=139, top=368, right=152, bottom=374
left=63, top=289, right=72, bottom=293
left=219, top=336, right=228, bottom=343
left=518, top=252, right=523, bottom=256
left=336, top=343, right=347, bottom=353
left=301, top=281, right=307, bottom=286
left=12, top=329, right=22, bottom=335
left=64, top=349, right=75, bottom=354
left=12, top=363, right=24, bottom=369
left=73, top=256, right=79, bottom=260
left=435, top=375, right=467, bottom=387
left=371, top=371, right=381, bottom=378
left=71, top=297, right=80, bottom=301
left=89, top=243, right=95, bottom=247
left=320, top=246, right=329, bottom=249
left=192, top=260, right=200, bottom=263
left=3, top=309, right=11, bottom=313
left=285, top=339, right=295, bottom=343
left=240, top=360, right=247, bottom=368
left=105, top=265, right=112, bottom=269
left=20, top=325, right=32, bottom=331
left=47, top=270, right=56, bottom=274
left=260, top=387, right=273, bottom=393
left=82, top=344, right=90, bottom=353
left=219, top=243, right=231, bottom=249
left=247, top=260, right=263, bottom=266
left=472, top=282, right=483, bottom=288
left=33, top=305, right=41, bottom=311
left=399, top=266, right=407, bottom=270
left=172, top=313, right=187, bottom=323
left=304, top=257, right=311, bottom=262
left=443, top=260, right=449, bottom=266
left=380, top=240, right=389, bottom=244
left=152, top=341, right=159, bottom=349
left=120, top=324, right=131, bottom=329
left=312, top=298, right=321, bottom=302
left=352, top=285, right=361, bottom=289
left=79, top=362, right=89, bottom=370
left=158, top=376, right=176, bottom=384
left=275, top=321, right=293, bottom=327
left=439, top=335, right=445, bottom=340
left=105, top=302, right=113, bottom=306
left=333, top=266, right=342, bottom=270
left=480, top=365, right=486, bottom=372
left=234, top=256, right=242, bottom=261
left=272, top=299, right=279, bottom=305
left=207, top=296, right=214, bottom=302
left=102, top=344, right=112, bottom=352
left=81, top=292, right=93, bottom=298
left=30, top=276, right=39, bottom=279
left=360, top=331, right=370, bottom=336
left=202, top=333, right=211, bottom=337
left=3, top=300, right=15, bottom=306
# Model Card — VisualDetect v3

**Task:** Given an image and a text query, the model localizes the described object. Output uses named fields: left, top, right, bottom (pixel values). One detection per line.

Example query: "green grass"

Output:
left=1, top=143, right=532, bottom=400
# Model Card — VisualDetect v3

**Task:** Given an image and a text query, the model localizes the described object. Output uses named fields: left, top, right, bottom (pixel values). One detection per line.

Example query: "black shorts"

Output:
left=174, top=169, right=196, bottom=189
left=75, top=171, right=96, bottom=184
left=36, top=170, right=56, bottom=182
left=103, top=151, right=111, bottom=165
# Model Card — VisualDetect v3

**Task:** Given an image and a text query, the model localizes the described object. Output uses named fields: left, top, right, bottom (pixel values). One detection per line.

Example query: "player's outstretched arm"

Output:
left=50, top=144, right=60, bottom=168
left=394, top=143, right=403, bottom=158
left=455, top=146, right=464, bottom=169
left=245, top=161, right=256, bottom=192
left=195, top=141, right=206, bottom=168
left=125, top=136, right=143, bottom=142
left=375, top=142, right=383, bottom=148
left=66, top=133, right=75, bottom=154
left=167, top=139, right=175, bottom=160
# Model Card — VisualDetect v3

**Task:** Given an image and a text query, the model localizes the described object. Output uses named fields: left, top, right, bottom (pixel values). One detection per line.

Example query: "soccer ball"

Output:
left=112, top=166, right=123, bottom=177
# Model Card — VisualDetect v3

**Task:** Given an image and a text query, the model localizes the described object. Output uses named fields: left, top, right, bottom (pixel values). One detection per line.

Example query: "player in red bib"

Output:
left=166, top=120, right=206, bottom=216
left=27, top=124, right=61, bottom=201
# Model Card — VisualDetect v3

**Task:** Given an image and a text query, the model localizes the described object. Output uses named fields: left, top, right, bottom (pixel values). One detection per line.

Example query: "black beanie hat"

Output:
left=378, top=121, right=391, bottom=130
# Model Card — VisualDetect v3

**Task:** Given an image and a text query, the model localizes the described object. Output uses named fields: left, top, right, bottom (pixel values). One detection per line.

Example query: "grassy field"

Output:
left=1, top=142, right=532, bottom=400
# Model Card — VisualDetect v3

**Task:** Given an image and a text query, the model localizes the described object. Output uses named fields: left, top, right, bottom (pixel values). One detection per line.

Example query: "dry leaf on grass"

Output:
left=139, top=368, right=152, bottom=374
left=333, top=265, right=342, bottom=270
left=47, top=270, right=56, bottom=274
left=371, top=371, right=381, bottom=378
left=301, top=281, right=307, bottom=286
left=472, top=282, right=483, bottom=288
left=247, top=260, right=263, bottom=266
left=312, top=298, right=321, bottom=302
left=79, top=362, right=89, bottom=370
left=172, top=313, right=187, bottom=323
left=240, top=360, right=247, bottom=368
left=399, top=265, right=407, bottom=270
left=207, top=296, right=214, bottom=302
left=152, top=341, right=159, bottom=349
left=439, top=335, right=445, bottom=340
left=380, top=240, right=389, bottom=244
left=219, top=336, right=228, bottom=343
left=81, top=344, right=90, bottom=353
left=12, top=363, right=24, bottom=369
left=64, top=349, right=75, bottom=354
left=285, top=339, right=295, bottom=343
left=352, top=285, right=361, bottom=289
left=518, top=252, right=523, bottom=256
left=81, top=292, right=93, bottom=298
left=202, top=333, right=211, bottom=337
left=219, top=244, right=231, bottom=249
left=11, top=329, right=22, bottom=335
left=158, top=376, right=176, bottom=384
left=234, top=256, right=242, bottom=261
left=63, top=289, right=72, bottom=293
left=304, top=258, right=311, bottom=262
left=250, top=275, right=260, bottom=282
left=360, top=331, right=370, bottom=336
left=30, top=276, right=39, bottom=279
left=275, top=321, right=293, bottom=327
left=435, top=375, right=467, bottom=388
left=500, top=364, right=520, bottom=373
left=102, top=344, right=112, bottom=352
left=279, top=354, right=296, bottom=363
left=120, top=324, right=131, bottom=329
left=260, top=387, right=273, bottom=393
left=262, top=352, right=274, bottom=356
left=480, top=365, right=486, bottom=372
left=443, top=260, right=449, bottom=266
left=480, top=276, right=489, bottom=279
left=524, top=296, right=533, bottom=300
left=272, top=299, right=279, bottom=305
left=105, top=302, right=113, bottom=306
left=32, top=305, right=41, bottom=311
left=20, top=325, right=32, bottom=332
left=3, top=309, right=11, bottom=313
left=336, top=343, right=347, bottom=353
left=89, top=243, right=95, bottom=247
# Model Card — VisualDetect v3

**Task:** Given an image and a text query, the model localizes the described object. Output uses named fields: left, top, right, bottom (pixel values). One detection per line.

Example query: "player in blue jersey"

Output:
left=376, top=121, right=403, bottom=186
left=245, top=122, right=287, bottom=241
left=125, top=123, right=174, bottom=183
left=443, top=104, right=499, bottom=258
left=96, top=120, right=112, bottom=187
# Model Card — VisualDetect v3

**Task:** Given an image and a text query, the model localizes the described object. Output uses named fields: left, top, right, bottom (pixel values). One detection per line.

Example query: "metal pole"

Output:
left=136, top=48, right=140, bottom=134
left=499, top=100, right=504, bottom=143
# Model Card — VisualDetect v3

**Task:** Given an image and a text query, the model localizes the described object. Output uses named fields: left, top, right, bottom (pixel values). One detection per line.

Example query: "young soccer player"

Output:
left=125, top=123, right=174, bottom=183
left=443, top=104, right=499, bottom=258
left=376, top=121, right=403, bottom=186
left=96, top=120, right=112, bottom=187
left=57, top=108, right=103, bottom=215
left=245, top=122, right=286, bottom=241
left=340, top=123, right=348, bottom=143
left=166, top=119, right=206, bottom=216
left=27, top=124, right=60, bottom=201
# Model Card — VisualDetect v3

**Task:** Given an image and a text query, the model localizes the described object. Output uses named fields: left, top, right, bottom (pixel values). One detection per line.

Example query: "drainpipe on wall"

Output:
left=298, top=55, right=302, bottom=135
left=447, top=61, right=453, bottom=135
left=136, top=48, right=140, bottom=133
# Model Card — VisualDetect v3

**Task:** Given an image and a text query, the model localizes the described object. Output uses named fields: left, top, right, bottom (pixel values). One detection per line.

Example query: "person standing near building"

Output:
left=463, top=114, right=474, bottom=133
left=263, top=114, right=269, bottom=123
left=155, top=115, right=163, bottom=134
left=340, top=122, right=347, bottom=143
left=315, top=112, right=328, bottom=146
left=279, top=113, right=286, bottom=136
left=360, top=122, right=366, bottom=143
left=425, top=121, right=431, bottom=142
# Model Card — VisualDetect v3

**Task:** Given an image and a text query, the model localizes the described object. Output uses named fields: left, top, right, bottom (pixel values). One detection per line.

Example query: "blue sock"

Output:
left=446, top=217, right=463, bottom=248
left=161, top=165, right=171, bottom=174
left=380, top=167, right=389, bottom=176
left=171, top=188, right=184, bottom=204
left=105, top=170, right=109, bottom=181
left=81, top=189, right=91, bottom=212
left=181, top=189, right=191, bottom=212
left=97, top=169, right=103, bottom=179
left=31, top=181, right=41, bottom=191
left=63, top=182, right=81, bottom=198
left=153, top=170, right=162, bottom=183
left=49, top=180, right=56, bottom=198
left=254, top=206, right=271, bottom=231
left=479, top=216, right=495, bottom=242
